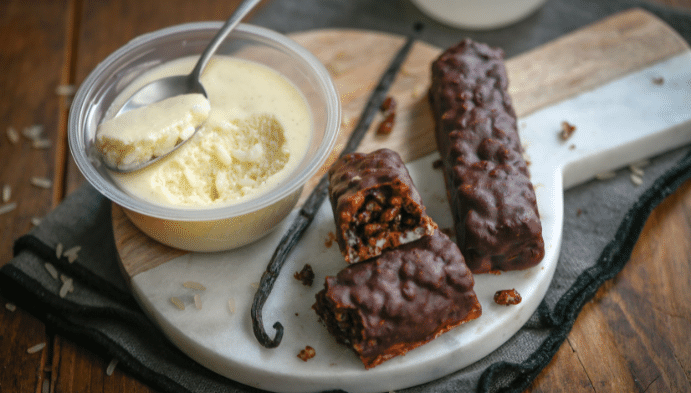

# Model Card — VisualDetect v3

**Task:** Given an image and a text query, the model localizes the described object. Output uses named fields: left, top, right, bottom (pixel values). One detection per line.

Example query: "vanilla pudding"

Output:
left=104, top=55, right=312, bottom=209
left=69, top=24, right=340, bottom=252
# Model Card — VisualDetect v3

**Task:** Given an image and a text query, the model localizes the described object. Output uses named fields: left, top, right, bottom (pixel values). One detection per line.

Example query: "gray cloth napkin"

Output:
left=2, top=1, right=691, bottom=392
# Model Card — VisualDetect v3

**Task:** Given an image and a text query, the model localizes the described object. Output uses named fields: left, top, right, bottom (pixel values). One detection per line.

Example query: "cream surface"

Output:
left=96, top=93, right=210, bottom=170
left=107, top=56, right=312, bottom=207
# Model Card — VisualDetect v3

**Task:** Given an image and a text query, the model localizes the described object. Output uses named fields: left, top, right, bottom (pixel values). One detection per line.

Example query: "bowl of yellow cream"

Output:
left=69, top=23, right=340, bottom=252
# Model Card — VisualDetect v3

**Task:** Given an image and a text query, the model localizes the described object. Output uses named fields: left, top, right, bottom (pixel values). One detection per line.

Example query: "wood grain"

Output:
left=112, top=205, right=186, bottom=280
left=0, top=1, right=71, bottom=392
left=507, top=8, right=689, bottom=117
left=529, top=178, right=691, bottom=393
left=0, top=1, right=690, bottom=393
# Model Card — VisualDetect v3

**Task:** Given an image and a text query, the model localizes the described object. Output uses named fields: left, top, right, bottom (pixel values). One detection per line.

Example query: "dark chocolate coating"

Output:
left=429, top=39, right=545, bottom=273
left=313, top=230, right=481, bottom=369
left=328, top=148, right=437, bottom=263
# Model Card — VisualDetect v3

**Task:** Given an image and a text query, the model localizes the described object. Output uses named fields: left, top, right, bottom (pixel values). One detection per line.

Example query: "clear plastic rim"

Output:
left=69, top=22, right=340, bottom=222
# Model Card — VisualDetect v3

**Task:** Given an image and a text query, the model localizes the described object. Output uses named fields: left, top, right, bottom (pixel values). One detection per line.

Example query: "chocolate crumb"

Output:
left=380, top=96, right=397, bottom=113
left=652, top=76, right=664, bottom=85
left=297, top=346, right=316, bottom=361
left=494, top=289, right=522, bottom=305
left=376, top=96, right=398, bottom=135
left=569, top=144, right=576, bottom=150
left=376, top=112, right=395, bottom=135
left=324, top=232, right=336, bottom=248
left=294, top=264, right=315, bottom=286
left=576, top=208, right=583, bottom=217
left=560, top=121, right=576, bottom=141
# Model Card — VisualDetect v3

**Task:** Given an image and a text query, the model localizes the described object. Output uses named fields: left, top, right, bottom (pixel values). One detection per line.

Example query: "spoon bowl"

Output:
left=115, top=74, right=207, bottom=116
left=98, top=0, right=261, bottom=173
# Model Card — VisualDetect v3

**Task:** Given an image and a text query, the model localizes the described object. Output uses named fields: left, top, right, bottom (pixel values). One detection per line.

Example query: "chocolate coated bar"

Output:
left=429, top=39, right=544, bottom=273
left=328, top=148, right=436, bottom=263
left=313, top=230, right=481, bottom=369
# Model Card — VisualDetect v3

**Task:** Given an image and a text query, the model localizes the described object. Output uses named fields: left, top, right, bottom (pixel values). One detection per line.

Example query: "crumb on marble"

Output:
left=325, top=231, right=336, bottom=248
left=297, top=346, right=316, bottom=361
left=494, top=289, right=522, bottom=305
left=294, top=264, right=315, bottom=286
left=559, top=121, right=576, bottom=141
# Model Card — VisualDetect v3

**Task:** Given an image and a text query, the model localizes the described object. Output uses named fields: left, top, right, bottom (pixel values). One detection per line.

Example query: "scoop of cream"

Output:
left=112, top=113, right=290, bottom=206
left=96, top=93, right=211, bottom=170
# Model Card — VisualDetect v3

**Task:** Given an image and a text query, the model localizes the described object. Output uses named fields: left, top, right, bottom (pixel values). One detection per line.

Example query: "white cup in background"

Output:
left=410, top=0, right=549, bottom=30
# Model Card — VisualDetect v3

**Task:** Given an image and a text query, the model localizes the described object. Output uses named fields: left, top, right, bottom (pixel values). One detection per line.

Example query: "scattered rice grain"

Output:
left=2, top=184, right=10, bottom=202
left=22, top=125, right=44, bottom=141
left=59, top=277, right=73, bottom=298
left=63, top=245, right=81, bottom=263
left=182, top=281, right=206, bottom=291
left=228, top=298, right=236, bottom=314
left=27, top=342, right=46, bottom=354
left=0, top=202, right=17, bottom=215
left=6, top=126, right=20, bottom=144
left=194, top=294, right=202, bottom=310
left=31, top=217, right=42, bottom=226
left=30, top=177, right=53, bottom=189
left=32, top=139, right=52, bottom=149
left=55, top=84, right=76, bottom=96
left=170, top=296, right=185, bottom=310
left=106, top=358, right=118, bottom=376
left=629, top=165, right=644, bottom=177
left=5, top=303, right=17, bottom=312
left=44, top=263, right=59, bottom=280
left=630, top=173, right=643, bottom=186
left=595, top=171, right=616, bottom=180
left=56, top=243, right=64, bottom=259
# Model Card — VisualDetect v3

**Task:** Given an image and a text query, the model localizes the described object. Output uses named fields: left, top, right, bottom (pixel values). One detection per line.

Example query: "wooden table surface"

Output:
left=1, top=1, right=690, bottom=392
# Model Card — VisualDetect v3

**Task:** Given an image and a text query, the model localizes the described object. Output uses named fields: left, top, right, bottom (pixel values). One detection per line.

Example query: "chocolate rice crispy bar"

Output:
left=313, top=229, right=481, bottom=369
left=428, top=39, right=544, bottom=273
left=328, top=148, right=437, bottom=263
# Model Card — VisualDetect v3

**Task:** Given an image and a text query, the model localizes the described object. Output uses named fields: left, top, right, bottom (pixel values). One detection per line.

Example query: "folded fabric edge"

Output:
left=0, top=263, right=259, bottom=393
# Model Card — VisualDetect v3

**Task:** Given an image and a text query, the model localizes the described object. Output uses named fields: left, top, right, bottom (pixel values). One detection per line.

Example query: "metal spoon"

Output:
left=100, top=0, right=261, bottom=172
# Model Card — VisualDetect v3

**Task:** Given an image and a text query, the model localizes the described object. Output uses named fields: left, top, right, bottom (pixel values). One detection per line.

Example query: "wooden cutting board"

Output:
left=110, top=8, right=691, bottom=393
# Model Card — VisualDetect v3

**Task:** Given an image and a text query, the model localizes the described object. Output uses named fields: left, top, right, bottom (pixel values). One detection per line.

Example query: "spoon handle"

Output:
left=189, top=0, right=262, bottom=83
